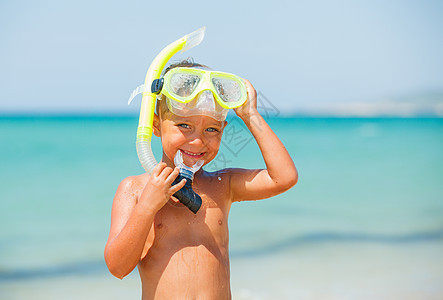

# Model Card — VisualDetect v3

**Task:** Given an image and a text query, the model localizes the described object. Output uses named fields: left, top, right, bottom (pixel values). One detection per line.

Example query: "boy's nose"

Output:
left=188, top=131, right=205, bottom=146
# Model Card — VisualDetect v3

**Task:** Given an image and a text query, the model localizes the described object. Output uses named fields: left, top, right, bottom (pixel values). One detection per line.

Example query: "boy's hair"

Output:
left=156, top=58, right=210, bottom=118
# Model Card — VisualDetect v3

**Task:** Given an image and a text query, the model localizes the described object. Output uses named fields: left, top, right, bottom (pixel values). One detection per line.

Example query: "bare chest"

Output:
left=153, top=190, right=230, bottom=245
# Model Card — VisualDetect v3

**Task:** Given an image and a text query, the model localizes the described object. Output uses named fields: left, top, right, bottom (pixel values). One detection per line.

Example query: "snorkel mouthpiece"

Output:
left=173, top=151, right=204, bottom=213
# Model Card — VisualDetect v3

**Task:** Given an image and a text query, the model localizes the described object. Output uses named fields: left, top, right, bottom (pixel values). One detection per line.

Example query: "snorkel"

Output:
left=130, top=27, right=206, bottom=213
left=134, top=27, right=205, bottom=173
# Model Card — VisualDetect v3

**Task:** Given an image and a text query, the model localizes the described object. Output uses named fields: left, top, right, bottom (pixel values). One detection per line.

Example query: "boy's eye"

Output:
left=178, top=123, right=190, bottom=129
left=206, top=127, right=219, bottom=133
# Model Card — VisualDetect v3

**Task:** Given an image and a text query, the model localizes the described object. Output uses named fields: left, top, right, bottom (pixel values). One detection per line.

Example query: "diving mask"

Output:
left=152, top=67, right=248, bottom=110
left=165, top=90, right=228, bottom=121
left=128, top=67, right=247, bottom=121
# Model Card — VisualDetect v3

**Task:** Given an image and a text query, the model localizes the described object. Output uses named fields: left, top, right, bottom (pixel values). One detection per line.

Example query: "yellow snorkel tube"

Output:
left=134, top=27, right=206, bottom=174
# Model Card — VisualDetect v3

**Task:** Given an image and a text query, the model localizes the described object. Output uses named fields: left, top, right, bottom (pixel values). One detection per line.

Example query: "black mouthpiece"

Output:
left=172, top=175, right=202, bottom=214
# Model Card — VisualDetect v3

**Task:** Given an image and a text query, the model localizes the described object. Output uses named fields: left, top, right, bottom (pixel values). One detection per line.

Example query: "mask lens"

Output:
left=169, top=73, right=200, bottom=97
left=212, top=77, right=242, bottom=103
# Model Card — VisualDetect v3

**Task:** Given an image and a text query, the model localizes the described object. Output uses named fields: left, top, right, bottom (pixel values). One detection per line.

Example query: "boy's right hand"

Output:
left=138, top=162, right=186, bottom=212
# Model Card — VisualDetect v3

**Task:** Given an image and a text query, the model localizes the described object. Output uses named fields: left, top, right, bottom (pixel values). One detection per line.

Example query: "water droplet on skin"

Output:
left=218, top=177, right=221, bottom=181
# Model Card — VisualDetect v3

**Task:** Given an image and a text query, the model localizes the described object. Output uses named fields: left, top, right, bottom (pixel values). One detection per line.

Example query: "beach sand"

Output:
left=2, top=241, right=442, bottom=300
left=230, top=241, right=443, bottom=300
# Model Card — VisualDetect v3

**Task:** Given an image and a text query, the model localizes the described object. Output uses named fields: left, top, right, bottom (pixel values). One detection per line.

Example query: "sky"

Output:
left=1, top=0, right=442, bottom=114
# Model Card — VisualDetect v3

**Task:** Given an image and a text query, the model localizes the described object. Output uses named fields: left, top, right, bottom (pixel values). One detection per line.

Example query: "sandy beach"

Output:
left=2, top=241, right=443, bottom=300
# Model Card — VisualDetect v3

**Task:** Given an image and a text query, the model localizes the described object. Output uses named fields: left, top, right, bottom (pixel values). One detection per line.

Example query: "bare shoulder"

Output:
left=119, top=173, right=149, bottom=187
left=108, top=173, right=150, bottom=235
left=200, top=168, right=237, bottom=186
left=203, top=167, right=261, bottom=185
left=217, top=167, right=276, bottom=202
left=116, top=173, right=150, bottom=202
left=200, top=168, right=261, bottom=202
left=218, top=167, right=262, bottom=182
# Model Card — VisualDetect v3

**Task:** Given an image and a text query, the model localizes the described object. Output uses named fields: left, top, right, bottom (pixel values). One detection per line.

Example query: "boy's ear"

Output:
left=153, top=113, right=161, bottom=137
left=223, top=120, right=228, bottom=129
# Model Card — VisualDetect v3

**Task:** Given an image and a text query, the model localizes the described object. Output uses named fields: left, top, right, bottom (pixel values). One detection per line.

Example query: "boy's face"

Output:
left=154, top=112, right=227, bottom=168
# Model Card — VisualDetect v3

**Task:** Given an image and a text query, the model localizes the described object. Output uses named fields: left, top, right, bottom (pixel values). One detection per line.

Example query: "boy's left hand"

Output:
left=234, top=79, right=258, bottom=120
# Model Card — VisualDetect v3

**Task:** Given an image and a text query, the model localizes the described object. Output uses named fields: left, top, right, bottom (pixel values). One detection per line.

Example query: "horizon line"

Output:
left=0, top=111, right=442, bottom=119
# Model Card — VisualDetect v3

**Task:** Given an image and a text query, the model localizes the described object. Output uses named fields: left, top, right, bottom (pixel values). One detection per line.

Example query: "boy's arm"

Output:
left=104, top=176, right=152, bottom=279
left=229, top=80, right=298, bottom=202
left=104, top=163, right=185, bottom=279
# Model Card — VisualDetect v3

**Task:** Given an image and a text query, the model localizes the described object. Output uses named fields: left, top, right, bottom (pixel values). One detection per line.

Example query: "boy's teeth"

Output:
left=182, top=150, right=202, bottom=156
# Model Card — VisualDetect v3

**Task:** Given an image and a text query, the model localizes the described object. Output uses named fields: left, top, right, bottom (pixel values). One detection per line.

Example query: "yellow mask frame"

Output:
left=154, top=67, right=247, bottom=109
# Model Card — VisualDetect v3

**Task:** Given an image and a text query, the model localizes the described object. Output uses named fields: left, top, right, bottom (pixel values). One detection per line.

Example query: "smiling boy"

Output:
left=104, top=62, right=298, bottom=299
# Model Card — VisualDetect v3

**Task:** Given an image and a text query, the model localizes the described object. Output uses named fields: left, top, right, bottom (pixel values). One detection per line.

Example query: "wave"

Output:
left=230, top=228, right=443, bottom=257
left=2, top=229, right=443, bottom=282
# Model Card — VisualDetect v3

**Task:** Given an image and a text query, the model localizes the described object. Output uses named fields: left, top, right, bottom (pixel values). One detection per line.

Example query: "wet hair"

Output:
left=156, top=58, right=210, bottom=118
left=163, top=57, right=210, bottom=75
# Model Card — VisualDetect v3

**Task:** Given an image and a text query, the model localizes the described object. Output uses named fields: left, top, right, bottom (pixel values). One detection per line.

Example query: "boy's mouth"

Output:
left=180, top=149, right=205, bottom=160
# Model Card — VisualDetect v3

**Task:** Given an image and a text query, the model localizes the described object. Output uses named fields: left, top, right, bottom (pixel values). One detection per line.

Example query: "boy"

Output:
left=104, top=62, right=298, bottom=299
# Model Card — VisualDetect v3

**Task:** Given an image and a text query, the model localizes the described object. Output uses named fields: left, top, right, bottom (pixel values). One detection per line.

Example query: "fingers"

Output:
left=170, top=178, right=187, bottom=194
left=153, top=162, right=175, bottom=181
left=243, top=78, right=252, bottom=88
left=158, top=165, right=174, bottom=181
left=170, top=195, right=180, bottom=203
left=243, top=79, right=257, bottom=98
left=151, top=162, right=167, bottom=176
left=164, top=167, right=180, bottom=185
left=151, top=163, right=186, bottom=195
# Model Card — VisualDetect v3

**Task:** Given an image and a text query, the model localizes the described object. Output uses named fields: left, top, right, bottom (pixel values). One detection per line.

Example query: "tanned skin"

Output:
left=104, top=80, right=298, bottom=299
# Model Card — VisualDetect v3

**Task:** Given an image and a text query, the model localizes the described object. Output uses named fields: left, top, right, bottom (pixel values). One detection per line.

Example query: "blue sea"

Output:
left=1, top=116, right=442, bottom=299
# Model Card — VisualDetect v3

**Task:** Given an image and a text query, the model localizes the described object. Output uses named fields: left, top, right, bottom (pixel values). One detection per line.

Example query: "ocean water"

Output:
left=1, top=116, right=442, bottom=299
